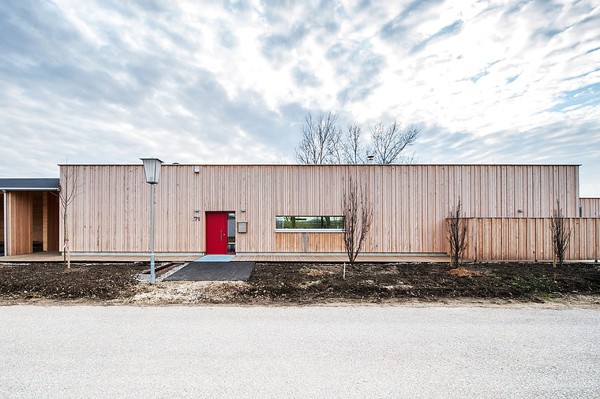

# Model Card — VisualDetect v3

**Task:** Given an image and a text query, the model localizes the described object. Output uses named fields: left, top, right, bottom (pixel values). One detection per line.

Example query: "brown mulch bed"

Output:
left=0, top=263, right=145, bottom=301
left=0, top=261, right=598, bottom=304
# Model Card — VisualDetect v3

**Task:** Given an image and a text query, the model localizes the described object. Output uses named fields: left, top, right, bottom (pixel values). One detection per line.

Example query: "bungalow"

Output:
left=1, top=163, right=599, bottom=261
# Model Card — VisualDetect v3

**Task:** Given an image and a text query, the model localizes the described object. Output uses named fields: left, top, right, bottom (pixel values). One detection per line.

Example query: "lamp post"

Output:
left=141, top=157, right=163, bottom=284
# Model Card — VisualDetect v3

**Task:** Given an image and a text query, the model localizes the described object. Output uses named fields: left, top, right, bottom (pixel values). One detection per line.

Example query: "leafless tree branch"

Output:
left=447, top=199, right=468, bottom=268
left=551, top=200, right=571, bottom=266
left=342, top=172, right=373, bottom=269
left=341, top=123, right=365, bottom=164
left=295, top=111, right=341, bottom=164
left=54, top=166, right=82, bottom=268
left=296, top=112, right=420, bottom=165
left=369, top=122, right=419, bottom=164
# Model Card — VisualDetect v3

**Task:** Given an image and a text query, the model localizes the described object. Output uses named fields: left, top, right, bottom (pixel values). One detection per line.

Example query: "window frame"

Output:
left=274, top=215, right=345, bottom=232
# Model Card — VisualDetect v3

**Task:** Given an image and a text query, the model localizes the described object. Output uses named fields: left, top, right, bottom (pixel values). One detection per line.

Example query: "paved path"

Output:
left=1, top=306, right=598, bottom=398
left=164, top=261, right=255, bottom=281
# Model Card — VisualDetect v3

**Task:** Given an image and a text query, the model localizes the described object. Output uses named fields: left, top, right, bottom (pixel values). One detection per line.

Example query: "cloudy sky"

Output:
left=1, top=0, right=599, bottom=195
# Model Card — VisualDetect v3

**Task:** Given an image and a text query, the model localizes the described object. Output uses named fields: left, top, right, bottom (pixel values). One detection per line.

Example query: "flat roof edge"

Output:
left=57, top=163, right=583, bottom=167
left=0, top=178, right=60, bottom=191
left=0, top=188, right=60, bottom=191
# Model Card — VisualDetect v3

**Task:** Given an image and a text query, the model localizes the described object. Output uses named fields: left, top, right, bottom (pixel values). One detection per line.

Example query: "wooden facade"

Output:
left=6, top=191, right=32, bottom=256
left=460, top=217, right=599, bottom=261
left=45, top=192, right=60, bottom=252
left=581, top=198, right=600, bottom=217
left=33, top=193, right=43, bottom=246
left=3, top=191, right=59, bottom=256
left=60, top=164, right=590, bottom=259
left=0, top=192, right=4, bottom=249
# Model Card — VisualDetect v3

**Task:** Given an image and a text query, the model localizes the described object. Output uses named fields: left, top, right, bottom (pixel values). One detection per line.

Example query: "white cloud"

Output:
left=0, top=0, right=598, bottom=195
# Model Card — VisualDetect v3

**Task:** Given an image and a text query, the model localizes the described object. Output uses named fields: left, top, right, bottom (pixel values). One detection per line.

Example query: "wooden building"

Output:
left=43, top=163, right=596, bottom=261
left=0, top=179, right=60, bottom=256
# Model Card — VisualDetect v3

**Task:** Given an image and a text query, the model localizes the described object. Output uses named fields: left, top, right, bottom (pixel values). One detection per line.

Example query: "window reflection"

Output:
left=275, top=216, right=344, bottom=230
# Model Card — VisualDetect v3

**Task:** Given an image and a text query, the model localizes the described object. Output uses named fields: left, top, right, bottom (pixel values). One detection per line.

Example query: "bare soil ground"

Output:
left=236, top=262, right=600, bottom=305
left=0, top=261, right=598, bottom=306
left=0, top=263, right=145, bottom=301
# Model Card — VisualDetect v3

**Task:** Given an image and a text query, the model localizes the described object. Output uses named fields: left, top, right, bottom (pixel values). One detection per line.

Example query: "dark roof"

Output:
left=0, top=178, right=60, bottom=191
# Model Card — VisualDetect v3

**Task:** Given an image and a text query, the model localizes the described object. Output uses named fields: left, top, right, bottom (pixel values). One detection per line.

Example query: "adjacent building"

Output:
left=0, top=178, right=60, bottom=256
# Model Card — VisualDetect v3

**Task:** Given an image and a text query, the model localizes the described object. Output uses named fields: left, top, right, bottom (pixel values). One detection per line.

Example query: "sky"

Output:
left=1, top=0, right=599, bottom=196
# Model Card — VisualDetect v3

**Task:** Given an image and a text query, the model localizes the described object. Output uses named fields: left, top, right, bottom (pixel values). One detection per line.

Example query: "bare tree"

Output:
left=447, top=199, right=468, bottom=268
left=296, top=112, right=420, bottom=165
left=296, top=111, right=341, bottom=164
left=342, top=173, right=373, bottom=277
left=340, top=123, right=364, bottom=164
left=57, top=165, right=81, bottom=269
left=369, top=122, right=419, bottom=164
left=551, top=200, right=571, bottom=267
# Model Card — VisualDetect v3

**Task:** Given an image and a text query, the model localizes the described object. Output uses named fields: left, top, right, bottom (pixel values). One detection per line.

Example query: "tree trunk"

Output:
left=66, top=211, right=70, bottom=269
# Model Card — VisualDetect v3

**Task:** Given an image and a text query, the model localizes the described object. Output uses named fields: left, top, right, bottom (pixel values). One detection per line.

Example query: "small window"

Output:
left=275, top=216, right=344, bottom=231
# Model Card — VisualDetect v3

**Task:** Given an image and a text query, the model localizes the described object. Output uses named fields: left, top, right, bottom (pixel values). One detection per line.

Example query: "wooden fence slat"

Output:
left=460, top=217, right=600, bottom=261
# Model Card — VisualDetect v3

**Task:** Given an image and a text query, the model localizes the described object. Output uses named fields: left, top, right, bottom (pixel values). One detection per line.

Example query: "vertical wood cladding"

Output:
left=462, top=217, right=599, bottom=261
left=0, top=192, right=4, bottom=244
left=580, top=198, right=600, bottom=217
left=46, top=192, right=60, bottom=252
left=6, top=191, right=32, bottom=255
left=61, top=164, right=580, bottom=255
left=32, top=192, right=43, bottom=243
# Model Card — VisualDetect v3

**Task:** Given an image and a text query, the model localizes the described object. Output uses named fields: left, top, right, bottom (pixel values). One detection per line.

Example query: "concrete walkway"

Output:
left=233, top=253, right=450, bottom=262
left=196, top=255, right=236, bottom=262
left=0, top=251, right=199, bottom=263
left=1, top=252, right=450, bottom=263
left=0, top=306, right=598, bottom=398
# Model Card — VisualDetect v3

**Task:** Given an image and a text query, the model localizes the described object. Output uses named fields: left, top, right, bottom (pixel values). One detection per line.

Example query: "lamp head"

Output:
left=140, top=157, right=163, bottom=184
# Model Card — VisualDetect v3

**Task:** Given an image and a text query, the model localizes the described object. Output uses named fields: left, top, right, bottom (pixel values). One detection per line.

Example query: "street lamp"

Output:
left=141, top=157, right=163, bottom=284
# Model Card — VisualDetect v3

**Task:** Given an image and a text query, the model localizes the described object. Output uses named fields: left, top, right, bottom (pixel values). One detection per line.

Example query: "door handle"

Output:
left=220, top=230, right=223, bottom=242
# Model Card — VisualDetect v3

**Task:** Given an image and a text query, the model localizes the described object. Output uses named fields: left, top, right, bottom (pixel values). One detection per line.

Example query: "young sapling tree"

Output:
left=447, top=199, right=468, bottom=268
left=341, top=173, right=373, bottom=278
left=551, top=200, right=571, bottom=267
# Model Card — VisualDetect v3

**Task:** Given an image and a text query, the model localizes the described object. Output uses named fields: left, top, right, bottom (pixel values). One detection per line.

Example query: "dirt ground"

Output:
left=239, top=262, right=600, bottom=304
left=0, top=262, right=145, bottom=301
left=0, top=261, right=599, bottom=306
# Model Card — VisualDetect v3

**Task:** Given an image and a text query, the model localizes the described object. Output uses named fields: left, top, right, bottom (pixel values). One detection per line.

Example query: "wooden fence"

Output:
left=458, top=217, right=600, bottom=261
left=581, top=198, right=600, bottom=217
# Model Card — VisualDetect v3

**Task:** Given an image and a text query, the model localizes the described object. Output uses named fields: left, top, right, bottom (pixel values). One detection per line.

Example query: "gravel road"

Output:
left=1, top=305, right=598, bottom=398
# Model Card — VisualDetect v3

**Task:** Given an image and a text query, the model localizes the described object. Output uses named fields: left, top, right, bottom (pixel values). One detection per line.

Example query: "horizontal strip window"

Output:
left=275, top=216, right=344, bottom=231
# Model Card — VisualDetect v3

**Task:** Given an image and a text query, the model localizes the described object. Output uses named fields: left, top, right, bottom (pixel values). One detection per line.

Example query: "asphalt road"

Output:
left=0, top=305, right=598, bottom=398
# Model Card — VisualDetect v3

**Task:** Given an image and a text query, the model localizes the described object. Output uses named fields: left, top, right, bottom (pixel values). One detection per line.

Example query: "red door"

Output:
left=205, top=212, right=229, bottom=254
